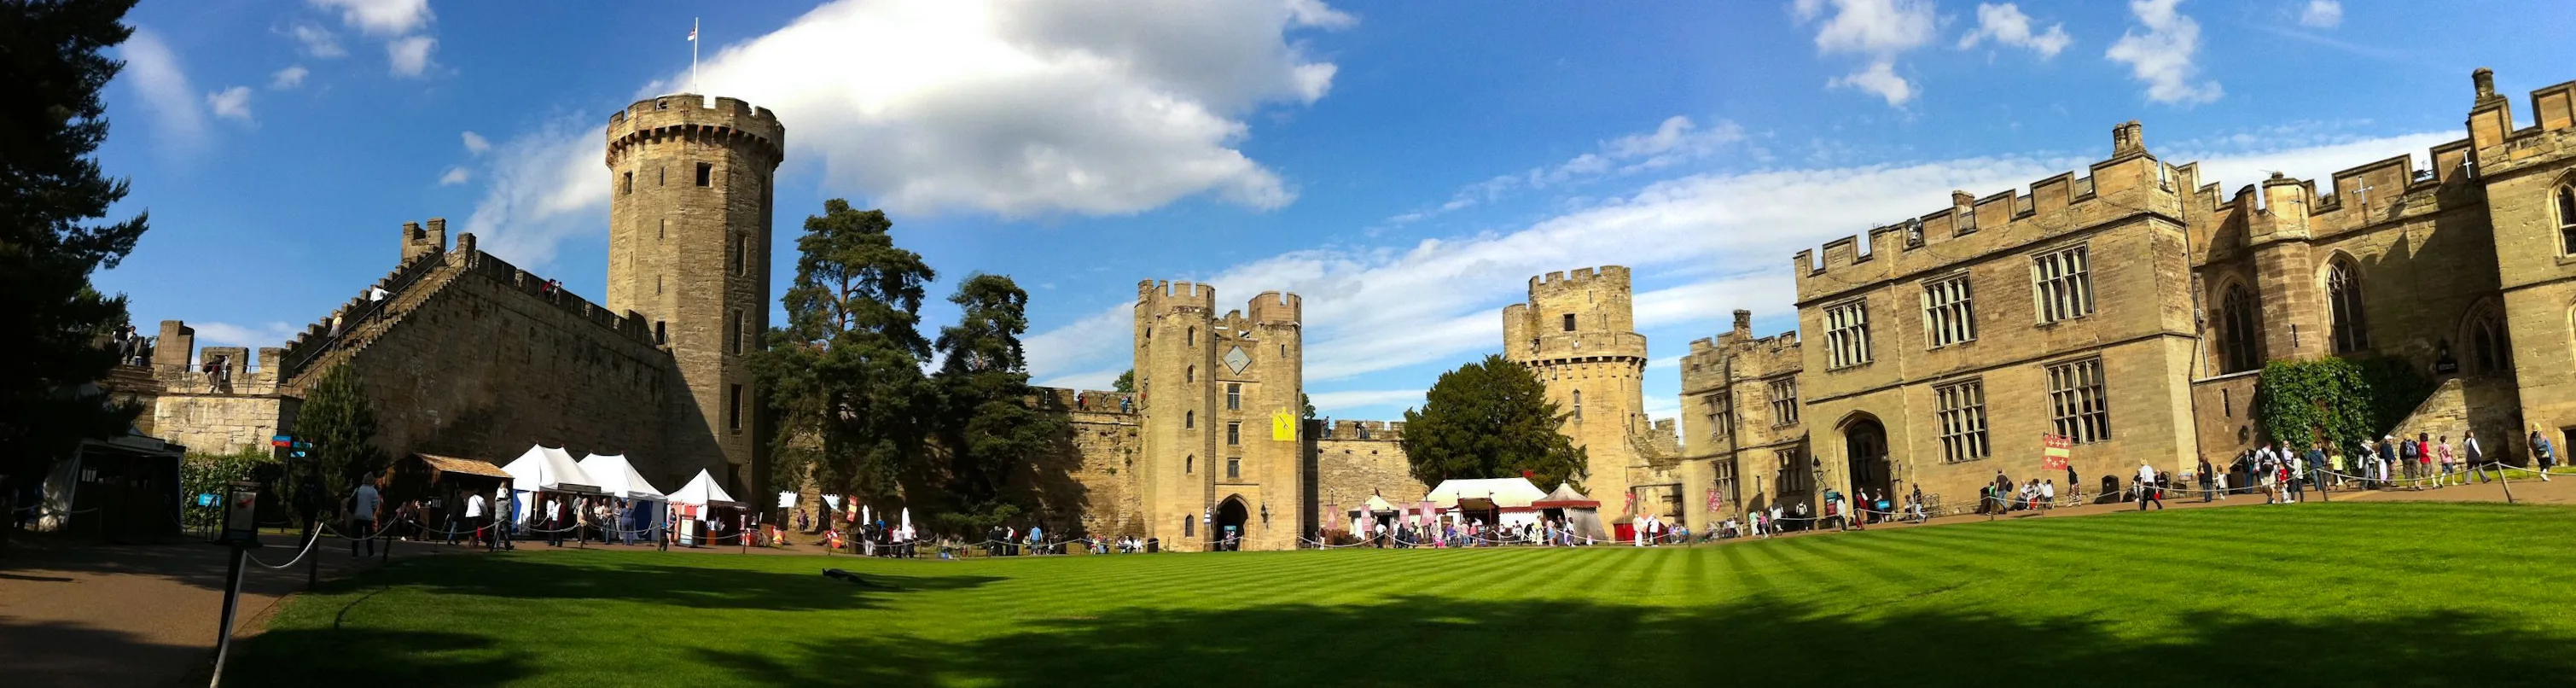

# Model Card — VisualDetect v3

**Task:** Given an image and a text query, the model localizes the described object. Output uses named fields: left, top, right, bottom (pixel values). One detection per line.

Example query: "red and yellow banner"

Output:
left=2041, top=434, right=2073, bottom=471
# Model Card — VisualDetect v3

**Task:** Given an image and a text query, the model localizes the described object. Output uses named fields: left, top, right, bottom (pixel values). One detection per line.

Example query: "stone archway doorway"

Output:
left=1213, top=495, right=1250, bottom=551
left=1844, top=416, right=1893, bottom=518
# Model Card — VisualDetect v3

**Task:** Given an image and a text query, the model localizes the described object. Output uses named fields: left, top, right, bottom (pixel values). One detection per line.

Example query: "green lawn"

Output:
left=230, top=502, right=2576, bottom=686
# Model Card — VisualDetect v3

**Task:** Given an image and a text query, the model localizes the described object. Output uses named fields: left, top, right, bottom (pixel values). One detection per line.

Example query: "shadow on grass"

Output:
left=693, top=595, right=2574, bottom=687
left=333, top=553, right=1003, bottom=612
left=0, top=618, right=209, bottom=688
left=222, top=627, right=529, bottom=687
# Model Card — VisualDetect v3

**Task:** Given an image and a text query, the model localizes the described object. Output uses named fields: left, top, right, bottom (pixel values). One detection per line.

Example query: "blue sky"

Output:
left=93, top=0, right=2576, bottom=429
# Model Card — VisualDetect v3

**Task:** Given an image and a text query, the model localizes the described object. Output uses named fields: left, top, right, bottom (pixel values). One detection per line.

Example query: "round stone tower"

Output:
left=1503, top=265, right=1649, bottom=513
left=603, top=93, right=784, bottom=494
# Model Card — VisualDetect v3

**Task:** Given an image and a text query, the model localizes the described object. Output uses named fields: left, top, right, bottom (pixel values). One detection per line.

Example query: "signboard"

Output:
left=1706, top=488, right=1721, bottom=514
left=1271, top=410, right=1296, bottom=440
left=2041, top=434, right=2073, bottom=472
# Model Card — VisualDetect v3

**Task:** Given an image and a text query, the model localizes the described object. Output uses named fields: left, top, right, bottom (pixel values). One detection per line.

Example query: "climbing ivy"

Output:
left=2253, top=357, right=2430, bottom=455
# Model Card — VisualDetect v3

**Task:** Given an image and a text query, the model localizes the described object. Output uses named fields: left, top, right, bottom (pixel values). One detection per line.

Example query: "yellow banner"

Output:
left=1271, top=410, right=1296, bottom=440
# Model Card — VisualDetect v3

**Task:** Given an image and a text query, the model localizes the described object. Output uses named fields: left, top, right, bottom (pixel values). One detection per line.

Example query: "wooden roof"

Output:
left=416, top=453, right=511, bottom=479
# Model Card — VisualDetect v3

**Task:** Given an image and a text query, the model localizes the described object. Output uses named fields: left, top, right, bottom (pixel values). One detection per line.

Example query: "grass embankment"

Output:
left=230, top=501, right=2576, bottom=686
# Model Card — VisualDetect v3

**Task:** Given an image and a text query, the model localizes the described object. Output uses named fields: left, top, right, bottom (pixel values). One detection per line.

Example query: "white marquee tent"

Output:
left=669, top=469, right=742, bottom=507
left=575, top=453, right=666, bottom=500
left=1424, top=477, right=1549, bottom=509
left=500, top=445, right=601, bottom=523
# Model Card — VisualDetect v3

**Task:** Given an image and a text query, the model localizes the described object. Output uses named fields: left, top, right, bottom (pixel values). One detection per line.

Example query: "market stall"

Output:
left=667, top=469, right=744, bottom=547
left=576, top=453, right=667, bottom=541
left=1532, top=481, right=1608, bottom=543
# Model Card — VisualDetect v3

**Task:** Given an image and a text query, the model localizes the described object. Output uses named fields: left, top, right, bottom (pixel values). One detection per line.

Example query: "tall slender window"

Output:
left=2558, top=184, right=2576, bottom=254
left=1775, top=448, right=1809, bottom=493
left=623, top=171, right=633, bottom=195
left=727, top=383, right=742, bottom=433
left=1825, top=300, right=1871, bottom=369
left=1935, top=380, right=1990, bottom=462
left=1225, top=383, right=1241, bottom=410
left=2220, top=284, right=2261, bottom=373
left=695, top=162, right=712, bottom=186
left=1573, top=390, right=1583, bottom=420
left=1922, top=275, right=1976, bottom=347
left=725, top=311, right=741, bottom=355
left=1226, top=422, right=1241, bottom=446
left=2328, top=259, right=2369, bottom=353
left=1226, top=458, right=1241, bottom=480
left=1185, top=411, right=1195, bottom=429
left=1703, top=394, right=1730, bottom=440
left=2032, top=245, right=2095, bottom=324
left=2468, top=309, right=2509, bottom=375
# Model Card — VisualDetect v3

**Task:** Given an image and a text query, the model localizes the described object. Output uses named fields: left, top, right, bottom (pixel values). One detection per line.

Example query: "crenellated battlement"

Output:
left=1529, top=265, right=1631, bottom=294
left=1796, top=121, right=2189, bottom=303
left=605, top=93, right=785, bottom=166
left=1136, top=279, right=1218, bottom=314
left=1248, top=290, right=1301, bottom=325
left=2465, top=68, right=2576, bottom=179
left=1029, top=387, right=1139, bottom=416
left=1317, top=419, right=1404, bottom=441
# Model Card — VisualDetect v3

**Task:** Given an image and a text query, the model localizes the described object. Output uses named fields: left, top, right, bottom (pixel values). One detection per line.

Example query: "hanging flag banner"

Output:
left=823, top=494, right=842, bottom=510
left=2042, top=434, right=2073, bottom=472
left=1707, top=488, right=1721, bottom=515
left=1271, top=410, right=1297, bottom=440
left=777, top=492, right=796, bottom=508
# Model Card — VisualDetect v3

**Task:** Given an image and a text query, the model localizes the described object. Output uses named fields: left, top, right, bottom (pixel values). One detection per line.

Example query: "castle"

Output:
left=131, top=94, right=782, bottom=496
left=129, top=68, right=2576, bottom=551
left=1671, top=69, right=2576, bottom=528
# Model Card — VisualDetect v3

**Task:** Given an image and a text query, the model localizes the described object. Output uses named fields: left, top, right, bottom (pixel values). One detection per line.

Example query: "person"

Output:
left=495, top=487, right=516, bottom=550
left=2379, top=434, right=2399, bottom=489
left=2464, top=430, right=2489, bottom=483
left=462, top=489, right=486, bottom=547
left=2400, top=433, right=2424, bottom=490
left=2530, top=429, right=2556, bottom=481
left=1791, top=502, right=1809, bottom=532
left=2436, top=435, right=2457, bottom=487
left=2196, top=457, right=2217, bottom=503
left=658, top=503, right=672, bottom=551
left=2328, top=444, right=2349, bottom=488
left=348, top=480, right=381, bottom=557
left=2135, top=463, right=2162, bottom=510
left=2040, top=480, right=2056, bottom=512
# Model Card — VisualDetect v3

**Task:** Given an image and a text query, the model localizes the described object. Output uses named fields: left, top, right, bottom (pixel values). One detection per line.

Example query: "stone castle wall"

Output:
left=1311, top=420, right=1422, bottom=518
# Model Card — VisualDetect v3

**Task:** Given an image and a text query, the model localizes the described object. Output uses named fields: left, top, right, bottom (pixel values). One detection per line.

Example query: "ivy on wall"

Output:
left=2252, top=357, right=2433, bottom=455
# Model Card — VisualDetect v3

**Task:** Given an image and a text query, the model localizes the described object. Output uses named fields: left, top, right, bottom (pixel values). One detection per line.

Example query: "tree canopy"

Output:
left=1399, top=354, right=1587, bottom=489
left=931, top=273, right=1065, bottom=530
left=0, top=0, right=151, bottom=499
left=287, top=364, right=387, bottom=520
left=752, top=200, right=937, bottom=500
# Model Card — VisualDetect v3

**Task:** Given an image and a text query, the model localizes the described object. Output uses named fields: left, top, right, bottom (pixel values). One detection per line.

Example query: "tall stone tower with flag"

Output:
left=1131, top=280, right=1309, bottom=551
left=602, top=90, right=783, bottom=498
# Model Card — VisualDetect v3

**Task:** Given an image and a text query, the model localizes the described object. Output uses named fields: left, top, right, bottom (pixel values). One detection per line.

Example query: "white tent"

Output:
left=668, top=469, right=742, bottom=507
left=1424, top=477, right=1549, bottom=509
left=575, top=453, right=666, bottom=500
left=500, top=445, right=601, bottom=493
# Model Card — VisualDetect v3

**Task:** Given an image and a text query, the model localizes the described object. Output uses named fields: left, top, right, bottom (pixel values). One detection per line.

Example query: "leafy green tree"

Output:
left=1400, top=354, right=1587, bottom=488
left=287, top=364, right=387, bottom=521
left=751, top=200, right=936, bottom=501
left=1112, top=369, right=1135, bottom=394
left=933, top=274, right=1065, bottom=529
left=0, top=0, right=152, bottom=540
left=1301, top=393, right=1317, bottom=421
left=180, top=448, right=271, bottom=530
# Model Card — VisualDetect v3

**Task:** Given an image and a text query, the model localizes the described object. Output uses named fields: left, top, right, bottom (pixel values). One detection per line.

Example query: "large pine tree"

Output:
left=0, top=0, right=153, bottom=520
left=931, top=273, right=1062, bottom=529
left=1400, top=354, right=1589, bottom=489
left=284, top=364, right=387, bottom=521
left=750, top=200, right=937, bottom=501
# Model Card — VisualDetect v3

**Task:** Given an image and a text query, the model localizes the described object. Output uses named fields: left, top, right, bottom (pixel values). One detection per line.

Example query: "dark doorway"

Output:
left=1845, top=417, right=1893, bottom=508
left=1214, top=496, right=1250, bottom=551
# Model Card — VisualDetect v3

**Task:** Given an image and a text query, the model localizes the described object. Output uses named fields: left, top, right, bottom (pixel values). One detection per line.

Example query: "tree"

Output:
left=1301, top=393, right=1317, bottom=421
left=285, top=364, right=387, bottom=522
left=750, top=200, right=937, bottom=502
left=931, top=273, right=1064, bottom=532
left=1112, top=369, right=1134, bottom=394
left=0, top=0, right=152, bottom=540
left=1400, top=354, right=1587, bottom=488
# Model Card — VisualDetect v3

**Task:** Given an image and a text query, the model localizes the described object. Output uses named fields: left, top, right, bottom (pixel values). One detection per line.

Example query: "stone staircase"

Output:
left=276, top=250, right=468, bottom=394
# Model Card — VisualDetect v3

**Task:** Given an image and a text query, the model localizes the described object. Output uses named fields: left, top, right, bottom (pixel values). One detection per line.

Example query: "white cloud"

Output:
left=287, top=23, right=345, bottom=59
left=1793, top=0, right=1937, bottom=106
left=1829, top=60, right=1914, bottom=106
left=461, top=131, right=491, bottom=155
left=2106, top=0, right=2222, bottom=106
left=270, top=65, right=310, bottom=90
left=468, top=1, right=1346, bottom=268
left=438, top=166, right=470, bottom=186
left=119, top=29, right=209, bottom=151
left=1023, top=126, right=2458, bottom=399
left=1283, top=0, right=1357, bottom=29
left=1957, top=3, right=2071, bottom=58
left=458, top=115, right=605, bottom=265
left=2299, top=0, right=2342, bottom=28
left=387, top=35, right=437, bottom=77
left=206, top=86, right=253, bottom=123
left=1395, top=115, right=1743, bottom=223
left=308, top=0, right=433, bottom=37
left=1308, top=389, right=1425, bottom=415
left=192, top=322, right=299, bottom=349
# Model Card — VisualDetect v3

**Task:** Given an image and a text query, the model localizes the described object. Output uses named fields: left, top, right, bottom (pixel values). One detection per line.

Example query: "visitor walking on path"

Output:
left=2465, top=431, right=2490, bottom=483
left=2436, top=435, right=2457, bottom=487
left=347, top=481, right=381, bottom=557
left=2134, top=463, right=2163, bottom=510
left=2532, top=429, right=2557, bottom=481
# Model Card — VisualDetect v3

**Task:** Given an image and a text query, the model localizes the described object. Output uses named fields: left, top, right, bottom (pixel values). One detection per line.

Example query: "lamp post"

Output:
left=1809, top=456, right=1823, bottom=533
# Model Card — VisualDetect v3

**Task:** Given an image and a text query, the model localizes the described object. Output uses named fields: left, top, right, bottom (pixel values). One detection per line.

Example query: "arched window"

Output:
left=1186, top=455, right=1194, bottom=474
left=2220, top=284, right=2262, bottom=373
left=1186, top=365, right=1195, bottom=382
left=1187, top=327, right=1196, bottom=346
left=2467, top=309, right=2509, bottom=375
left=1185, top=411, right=1195, bottom=429
left=2557, top=184, right=2576, bottom=254
left=2328, top=259, right=2369, bottom=353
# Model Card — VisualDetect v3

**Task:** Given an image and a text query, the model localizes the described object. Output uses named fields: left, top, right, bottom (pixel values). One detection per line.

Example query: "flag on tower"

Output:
left=688, top=26, right=697, bottom=42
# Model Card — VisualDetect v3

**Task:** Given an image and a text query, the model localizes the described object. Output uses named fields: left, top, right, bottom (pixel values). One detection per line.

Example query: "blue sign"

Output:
left=196, top=493, right=218, bottom=507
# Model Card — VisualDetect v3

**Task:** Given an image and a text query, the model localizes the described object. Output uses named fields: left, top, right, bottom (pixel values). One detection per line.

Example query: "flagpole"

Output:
left=691, top=17, right=700, bottom=94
